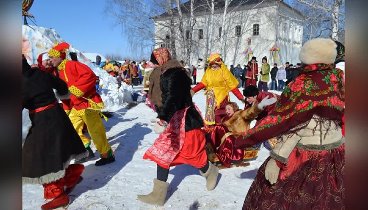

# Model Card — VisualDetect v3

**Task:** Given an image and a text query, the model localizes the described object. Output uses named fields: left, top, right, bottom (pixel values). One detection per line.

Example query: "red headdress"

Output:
left=48, top=42, right=70, bottom=59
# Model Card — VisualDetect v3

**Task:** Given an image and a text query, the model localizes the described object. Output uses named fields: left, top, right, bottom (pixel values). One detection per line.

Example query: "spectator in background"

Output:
left=276, top=64, right=286, bottom=91
left=258, top=56, right=270, bottom=92
left=285, top=62, right=291, bottom=80
left=96, top=55, right=101, bottom=66
left=96, top=76, right=101, bottom=92
left=230, top=65, right=235, bottom=75
left=234, top=64, right=243, bottom=88
left=191, top=64, right=197, bottom=85
left=69, top=52, right=78, bottom=61
left=286, top=63, right=301, bottom=86
left=245, top=57, right=258, bottom=87
left=240, top=64, right=248, bottom=88
left=270, top=63, right=278, bottom=90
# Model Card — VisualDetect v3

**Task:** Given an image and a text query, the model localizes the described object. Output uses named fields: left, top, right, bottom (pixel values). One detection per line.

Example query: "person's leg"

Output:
left=68, top=109, right=91, bottom=148
left=274, top=79, right=278, bottom=90
left=257, top=81, right=262, bottom=91
left=264, top=81, right=269, bottom=91
left=137, top=164, right=170, bottom=206
left=82, top=109, right=114, bottom=166
left=157, top=165, right=169, bottom=182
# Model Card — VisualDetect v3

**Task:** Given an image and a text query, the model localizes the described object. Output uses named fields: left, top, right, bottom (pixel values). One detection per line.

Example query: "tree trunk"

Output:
left=331, top=0, right=341, bottom=40
left=187, top=0, right=195, bottom=65
left=204, top=0, right=215, bottom=63
left=175, top=0, right=186, bottom=60
left=220, top=0, right=230, bottom=55
left=167, top=0, right=177, bottom=58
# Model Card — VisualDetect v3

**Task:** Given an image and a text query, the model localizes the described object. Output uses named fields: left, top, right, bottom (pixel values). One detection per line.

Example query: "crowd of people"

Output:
left=228, top=58, right=303, bottom=92
left=22, top=37, right=345, bottom=209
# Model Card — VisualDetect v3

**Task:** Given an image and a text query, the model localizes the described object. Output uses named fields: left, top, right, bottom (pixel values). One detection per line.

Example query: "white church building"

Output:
left=153, top=0, right=304, bottom=80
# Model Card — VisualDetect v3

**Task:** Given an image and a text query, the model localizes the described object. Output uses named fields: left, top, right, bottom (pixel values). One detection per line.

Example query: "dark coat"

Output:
left=270, top=67, right=278, bottom=80
left=157, top=64, right=204, bottom=132
left=22, top=56, right=86, bottom=183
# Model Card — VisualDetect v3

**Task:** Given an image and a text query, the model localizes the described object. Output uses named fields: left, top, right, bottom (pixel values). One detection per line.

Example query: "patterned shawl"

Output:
left=235, top=63, right=345, bottom=149
left=152, top=48, right=171, bottom=66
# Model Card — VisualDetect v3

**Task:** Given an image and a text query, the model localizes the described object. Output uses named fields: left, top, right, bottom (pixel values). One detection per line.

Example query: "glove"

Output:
left=257, top=96, right=277, bottom=110
left=264, top=158, right=280, bottom=185
left=153, top=120, right=167, bottom=134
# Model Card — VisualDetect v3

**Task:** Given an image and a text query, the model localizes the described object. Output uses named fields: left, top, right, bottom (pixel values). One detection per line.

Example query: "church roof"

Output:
left=152, top=0, right=303, bottom=20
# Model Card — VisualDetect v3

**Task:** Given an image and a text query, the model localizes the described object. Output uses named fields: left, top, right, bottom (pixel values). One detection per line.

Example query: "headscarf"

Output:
left=236, top=39, right=345, bottom=149
left=207, top=53, right=222, bottom=67
left=152, top=48, right=171, bottom=66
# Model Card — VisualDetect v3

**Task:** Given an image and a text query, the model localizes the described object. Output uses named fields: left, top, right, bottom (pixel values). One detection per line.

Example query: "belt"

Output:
left=29, top=102, right=58, bottom=114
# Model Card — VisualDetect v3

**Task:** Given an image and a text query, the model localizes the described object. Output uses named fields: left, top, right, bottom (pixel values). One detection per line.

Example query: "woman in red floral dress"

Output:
left=236, top=38, right=345, bottom=210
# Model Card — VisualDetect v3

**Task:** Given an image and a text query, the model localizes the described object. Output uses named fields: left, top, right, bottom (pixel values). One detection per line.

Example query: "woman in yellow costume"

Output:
left=192, top=53, right=245, bottom=125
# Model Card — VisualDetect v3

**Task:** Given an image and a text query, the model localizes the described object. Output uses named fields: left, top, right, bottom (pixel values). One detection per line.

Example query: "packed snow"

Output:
left=22, top=87, right=270, bottom=210
left=22, top=24, right=273, bottom=209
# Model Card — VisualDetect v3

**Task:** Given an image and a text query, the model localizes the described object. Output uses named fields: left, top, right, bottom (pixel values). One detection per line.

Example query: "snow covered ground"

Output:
left=22, top=85, right=270, bottom=210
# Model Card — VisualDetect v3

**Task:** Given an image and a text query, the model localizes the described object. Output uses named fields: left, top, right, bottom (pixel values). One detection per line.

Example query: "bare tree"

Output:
left=294, top=0, right=344, bottom=41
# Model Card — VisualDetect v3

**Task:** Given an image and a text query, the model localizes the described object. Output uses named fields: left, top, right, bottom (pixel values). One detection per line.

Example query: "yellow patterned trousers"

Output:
left=68, top=108, right=111, bottom=156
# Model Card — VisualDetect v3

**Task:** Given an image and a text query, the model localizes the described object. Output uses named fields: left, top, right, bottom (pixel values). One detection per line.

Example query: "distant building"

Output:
left=153, top=0, right=304, bottom=73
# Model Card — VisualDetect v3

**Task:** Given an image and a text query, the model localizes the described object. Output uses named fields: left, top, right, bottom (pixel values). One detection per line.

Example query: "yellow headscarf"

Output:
left=201, top=53, right=239, bottom=107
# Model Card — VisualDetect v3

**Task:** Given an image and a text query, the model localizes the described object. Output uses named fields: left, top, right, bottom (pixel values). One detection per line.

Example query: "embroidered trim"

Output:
left=296, top=137, right=345, bottom=150
left=270, top=151, right=288, bottom=164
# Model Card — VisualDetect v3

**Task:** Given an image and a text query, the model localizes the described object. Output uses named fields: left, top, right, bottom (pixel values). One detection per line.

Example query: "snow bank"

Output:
left=22, top=25, right=134, bottom=139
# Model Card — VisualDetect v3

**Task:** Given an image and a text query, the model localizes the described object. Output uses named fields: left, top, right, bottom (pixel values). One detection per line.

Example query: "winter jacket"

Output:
left=233, top=67, right=242, bottom=78
left=158, top=61, right=204, bottom=131
left=57, top=60, right=104, bottom=111
left=260, top=63, right=270, bottom=82
left=148, top=66, right=163, bottom=108
left=276, top=67, right=286, bottom=80
left=270, top=67, right=278, bottom=80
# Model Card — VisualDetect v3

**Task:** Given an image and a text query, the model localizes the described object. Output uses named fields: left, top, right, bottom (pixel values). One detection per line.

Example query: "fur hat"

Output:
left=299, top=38, right=337, bottom=65
left=243, top=85, right=259, bottom=97
left=334, top=40, right=345, bottom=64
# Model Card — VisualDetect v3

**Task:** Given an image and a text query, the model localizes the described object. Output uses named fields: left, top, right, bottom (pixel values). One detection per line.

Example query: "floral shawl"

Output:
left=235, top=63, right=345, bottom=149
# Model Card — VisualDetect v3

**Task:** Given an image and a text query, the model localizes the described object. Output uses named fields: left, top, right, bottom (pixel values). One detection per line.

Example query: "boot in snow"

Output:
left=200, top=162, right=219, bottom=191
left=41, top=193, right=69, bottom=210
left=137, top=178, right=169, bottom=206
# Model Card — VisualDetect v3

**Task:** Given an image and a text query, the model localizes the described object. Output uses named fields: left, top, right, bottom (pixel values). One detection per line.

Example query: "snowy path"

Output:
left=22, top=90, right=269, bottom=210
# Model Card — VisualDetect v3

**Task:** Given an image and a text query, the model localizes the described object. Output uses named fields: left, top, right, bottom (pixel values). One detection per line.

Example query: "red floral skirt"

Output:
left=243, top=143, right=345, bottom=210
left=144, top=129, right=208, bottom=169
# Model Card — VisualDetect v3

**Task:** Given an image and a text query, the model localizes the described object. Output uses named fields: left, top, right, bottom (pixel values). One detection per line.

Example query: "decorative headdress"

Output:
left=48, top=42, right=70, bottom=59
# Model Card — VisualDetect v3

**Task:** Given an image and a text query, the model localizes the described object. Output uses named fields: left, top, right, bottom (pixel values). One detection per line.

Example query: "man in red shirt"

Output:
left=48, top=42, right=115, bottom=166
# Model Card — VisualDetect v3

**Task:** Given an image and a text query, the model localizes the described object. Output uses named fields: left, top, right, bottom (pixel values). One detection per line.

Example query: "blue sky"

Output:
left=29, top=0, right=132, bottom=58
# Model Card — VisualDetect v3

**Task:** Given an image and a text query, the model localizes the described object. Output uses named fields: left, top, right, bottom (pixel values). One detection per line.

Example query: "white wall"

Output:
left=154, top=3, right=304, bottom=73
